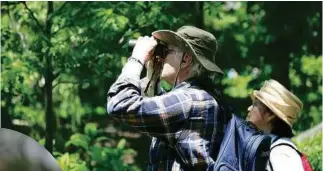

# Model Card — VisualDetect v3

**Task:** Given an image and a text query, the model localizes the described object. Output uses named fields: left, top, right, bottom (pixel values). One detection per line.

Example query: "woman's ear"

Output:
left=181, top=53, right=192, bottom=68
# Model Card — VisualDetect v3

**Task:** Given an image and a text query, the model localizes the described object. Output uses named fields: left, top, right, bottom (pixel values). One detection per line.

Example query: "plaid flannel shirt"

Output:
left=107, top=60, right=224, bottom=171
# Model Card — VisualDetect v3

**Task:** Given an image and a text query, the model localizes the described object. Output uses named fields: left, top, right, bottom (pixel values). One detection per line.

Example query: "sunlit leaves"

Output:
left=65, top=133, right=90, bottom=150
left=95, top=106, right=106, bottom=115
left=212, top=13, right=238, bottom=30
left=290, top=55, right=322, bottom=131
left=56, top=153, right=88, bottom=171
left=295, top=132, right=322, bottom=171
left=13, top=103, right=45, bottom=128
left=117, top=138, right=126, bottom=149
left=2, top=2, right=321, bottom=170
left=84, top=123, right=98, bottom=137
left=62, top=130, right=140, bottom=171
left=301, top=55, right=322, bottom=76
left=222, top=74, right=253, bottom=98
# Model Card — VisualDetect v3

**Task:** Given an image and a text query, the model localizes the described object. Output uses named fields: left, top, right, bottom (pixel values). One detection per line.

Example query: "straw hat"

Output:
left=250, top=79, right=303, bottom=127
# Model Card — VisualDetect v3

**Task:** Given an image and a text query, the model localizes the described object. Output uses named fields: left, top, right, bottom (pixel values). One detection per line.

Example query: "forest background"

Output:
left=1, top=1, right=322, bottom=171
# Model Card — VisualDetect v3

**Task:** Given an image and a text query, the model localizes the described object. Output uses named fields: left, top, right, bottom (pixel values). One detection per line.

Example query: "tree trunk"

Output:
left=266, top=38, right=291, bottom=89
left=1, top=84, right=14, bottom=129
left=44, top=1, right=54, bottom=154
left=196, top=1, right=204, bottom=29
left=262, top=2, right=293, bottom=90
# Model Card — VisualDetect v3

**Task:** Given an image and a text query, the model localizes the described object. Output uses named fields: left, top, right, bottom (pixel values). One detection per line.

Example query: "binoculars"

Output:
left=128, top=38, right=167, bottom=96
left=128, top=39, right=168, bottom=60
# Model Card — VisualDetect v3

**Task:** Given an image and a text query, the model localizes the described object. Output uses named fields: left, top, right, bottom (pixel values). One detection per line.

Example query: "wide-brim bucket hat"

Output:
left=250, top=79, right=303, bottom=128
left=152, top=26, right=223, bottom=74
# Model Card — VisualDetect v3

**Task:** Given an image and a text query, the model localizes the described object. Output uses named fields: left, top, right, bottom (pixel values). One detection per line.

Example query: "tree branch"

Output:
left=53, top=71, right=60, bottom=80
left=51, top=2, right=88, bottom=36
left=52, top=24, right=70, bottom=36
left=52, top=79, right=91, bottom=89
left=49, top=1, right=68, bottom=20
left=22, top=2, right=45, bottom=34
left=52, top=65, right=112, bottom=89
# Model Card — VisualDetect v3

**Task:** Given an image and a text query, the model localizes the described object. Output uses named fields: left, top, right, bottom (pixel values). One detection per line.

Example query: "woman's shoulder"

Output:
left=271, top=137, right=297, bottom=148
left=269, top=138, right=304, bottom=171
left=270, top=137, right=299, bottom=157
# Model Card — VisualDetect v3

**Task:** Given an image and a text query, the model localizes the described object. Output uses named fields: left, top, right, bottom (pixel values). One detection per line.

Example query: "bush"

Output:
left=55, top=123, right=141, bottom=171
left=295, top=132, right=322, bottom=171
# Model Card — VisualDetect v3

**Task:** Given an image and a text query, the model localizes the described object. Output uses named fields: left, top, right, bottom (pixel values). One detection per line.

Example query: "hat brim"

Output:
left=152, top=30, right=223, bottom=74
left=250, top=91, right=293, bottom=128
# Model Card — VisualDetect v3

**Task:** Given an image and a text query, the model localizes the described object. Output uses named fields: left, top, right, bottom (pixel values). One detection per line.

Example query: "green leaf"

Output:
left=95, top=136, right=112, bottom=142
left=95, top=106, right=106, bottom=115
left=117, top=138, right=126, bottom=149
left=38, top=138, right=45, bottom=146
left=56, top=153, right=88, bottom=171
left=90, top=145, right=102, bottom=162
left=82, top=82, right=90, bottom=89
left=84, top=123, right=98, bottom=137
left=65, top=133, right=90, bottom=150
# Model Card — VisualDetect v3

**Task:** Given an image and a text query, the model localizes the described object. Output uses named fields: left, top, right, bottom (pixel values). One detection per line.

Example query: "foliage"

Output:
left=56, top=153, right=88, bottom=171
left=1, top=1, right=321, bottom=170
left=295, top=132, right=322, bottom=171
left=204, top=2, right=322, bottom=130
left=56, top=123, right=140, bottom=171
left=291, top=55, right=322, bottom=132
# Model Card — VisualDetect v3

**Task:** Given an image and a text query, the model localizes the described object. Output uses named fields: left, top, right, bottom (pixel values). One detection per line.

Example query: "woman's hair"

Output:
left=269, top=111, right=294, bottom=138
left=257, top=100, right=293, bottom=138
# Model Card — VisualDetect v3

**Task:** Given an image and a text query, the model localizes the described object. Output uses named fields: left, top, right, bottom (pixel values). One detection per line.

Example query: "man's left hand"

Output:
left=131, top=36, right=157, bottom=65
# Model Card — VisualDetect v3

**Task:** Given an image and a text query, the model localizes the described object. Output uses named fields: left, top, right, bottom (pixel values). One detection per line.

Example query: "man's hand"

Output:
left=131, top=36, right=157, bottom=65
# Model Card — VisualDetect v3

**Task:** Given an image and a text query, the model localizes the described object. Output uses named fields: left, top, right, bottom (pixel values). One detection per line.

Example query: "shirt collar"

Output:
left=173, top=78, right=198, bottom=90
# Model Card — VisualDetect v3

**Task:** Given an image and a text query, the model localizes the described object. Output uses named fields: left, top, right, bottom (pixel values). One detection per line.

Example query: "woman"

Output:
left=246, top=79, right=304, bottom=171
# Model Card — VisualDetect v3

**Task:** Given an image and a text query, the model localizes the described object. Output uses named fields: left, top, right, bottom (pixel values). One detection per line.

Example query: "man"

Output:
left=107, top=26, right=228, bottom=170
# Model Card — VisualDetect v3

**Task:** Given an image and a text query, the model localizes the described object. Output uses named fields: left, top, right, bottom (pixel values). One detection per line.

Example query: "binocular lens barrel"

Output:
left=128, top=38, right=167, bottom=60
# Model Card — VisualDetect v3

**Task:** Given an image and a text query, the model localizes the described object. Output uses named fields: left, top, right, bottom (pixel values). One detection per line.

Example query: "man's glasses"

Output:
left=164, top=48, right=183, bottom=57
left=153, top=39, right=184, bottom=59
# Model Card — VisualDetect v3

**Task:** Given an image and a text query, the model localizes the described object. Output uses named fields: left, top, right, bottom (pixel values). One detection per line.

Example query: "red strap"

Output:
left=301, top=155, right=313, bottom=171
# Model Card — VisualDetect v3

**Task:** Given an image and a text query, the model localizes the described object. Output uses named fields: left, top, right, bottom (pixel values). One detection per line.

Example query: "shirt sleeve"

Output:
left=107, top=60, right=193, bottom=137
left=268, top=145, right=304, bottom=171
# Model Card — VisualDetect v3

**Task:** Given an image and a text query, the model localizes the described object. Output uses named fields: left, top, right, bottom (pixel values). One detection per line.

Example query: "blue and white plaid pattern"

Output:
left=107, top=61, right=222, bottom=170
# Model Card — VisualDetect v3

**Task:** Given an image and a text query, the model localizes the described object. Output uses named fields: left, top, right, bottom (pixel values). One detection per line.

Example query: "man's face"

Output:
left=246, top=99, right=271, bottom=131
left=160, top=45, right=184, bottom=84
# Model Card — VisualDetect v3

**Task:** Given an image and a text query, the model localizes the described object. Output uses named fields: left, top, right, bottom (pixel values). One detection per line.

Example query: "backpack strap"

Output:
left=268, top=141, right=302, bottom=171
left=271, top=143, right=302, bottom=156
left=269, top=134, right=280, bottom=144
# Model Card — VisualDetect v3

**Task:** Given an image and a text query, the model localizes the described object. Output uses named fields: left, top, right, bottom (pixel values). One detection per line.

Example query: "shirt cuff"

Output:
left=121, top=58, right=144, bottom=78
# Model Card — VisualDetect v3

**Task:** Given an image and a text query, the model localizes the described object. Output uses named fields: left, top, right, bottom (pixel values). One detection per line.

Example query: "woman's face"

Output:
left=246, top=99, right=272, bottom=132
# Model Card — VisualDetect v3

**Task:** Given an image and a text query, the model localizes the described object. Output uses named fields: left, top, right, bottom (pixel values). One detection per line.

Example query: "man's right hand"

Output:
left=131, top=36, right=157, bottom=65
